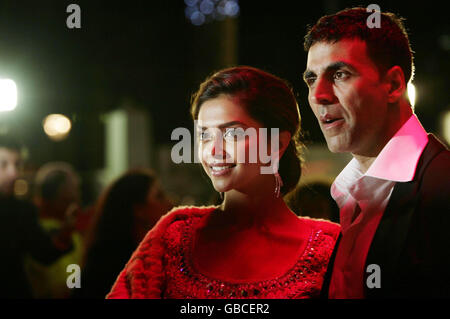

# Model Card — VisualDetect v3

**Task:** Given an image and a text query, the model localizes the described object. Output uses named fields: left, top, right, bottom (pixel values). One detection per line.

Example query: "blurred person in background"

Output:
left=24, top=162, right=84, bottom=298
left=73, top=168, right=173, bottom=298
left=0, top=134, right=77, bottom=298
left=107, top=66, right=340, bottom=299
left=286, top=181, right=339, bottom=223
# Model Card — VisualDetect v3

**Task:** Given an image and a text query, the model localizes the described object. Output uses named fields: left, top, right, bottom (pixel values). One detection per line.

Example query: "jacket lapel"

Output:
left=364, top=134, right=446, bottom=297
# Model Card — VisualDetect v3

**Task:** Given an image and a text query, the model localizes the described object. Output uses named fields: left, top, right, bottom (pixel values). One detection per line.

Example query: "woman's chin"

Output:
left=211, top=179, right=235, bottom=193
left=213, top=184, right=231, bottom=193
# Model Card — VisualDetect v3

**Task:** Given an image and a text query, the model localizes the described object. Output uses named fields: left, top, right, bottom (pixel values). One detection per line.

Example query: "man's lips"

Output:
left=320, top=115, right=345, bottom=129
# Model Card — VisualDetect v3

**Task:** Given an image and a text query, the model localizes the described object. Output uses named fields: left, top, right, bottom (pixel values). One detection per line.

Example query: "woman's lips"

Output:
left=209, top=164, right=236, bottom=176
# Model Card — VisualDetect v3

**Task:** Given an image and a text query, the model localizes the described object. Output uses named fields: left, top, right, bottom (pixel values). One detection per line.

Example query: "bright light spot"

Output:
left=407, top=82, right=416, bottom=108
left=200, top=0, right=215, bottom=14
left=14, top=179, right=29, bottom=196
left=443, top=111, right=450, bottom=145
left=185, top=6, right=197, bottom=19
left=186, top=0, right=239, bottom=25
left=190, top=11, right=206, bottom=26
left=184, top=0, right=198, bottom=7
left=43, top=114, right=72, bottom=141
left=0, top=79, right=17, bottom=112
left=224, top=0, right=239, bottom=16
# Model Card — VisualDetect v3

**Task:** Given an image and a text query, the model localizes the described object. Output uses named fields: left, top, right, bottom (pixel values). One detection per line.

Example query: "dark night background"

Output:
left=0, top=0, right=448, bottom=202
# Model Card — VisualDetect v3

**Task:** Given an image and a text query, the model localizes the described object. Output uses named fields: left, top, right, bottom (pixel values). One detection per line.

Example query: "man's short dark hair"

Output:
left=34, top=162, right=78, bottom=201
left=0, top=133, right=22, bottom=153
left=304, top=7, right=415, bottom=84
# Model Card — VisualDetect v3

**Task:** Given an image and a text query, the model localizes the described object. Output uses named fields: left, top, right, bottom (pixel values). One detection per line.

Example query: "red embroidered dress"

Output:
left=107, top=206, right=340, bottom=299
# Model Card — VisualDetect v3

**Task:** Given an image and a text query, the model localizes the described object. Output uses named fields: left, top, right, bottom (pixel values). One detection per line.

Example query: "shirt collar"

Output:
left=331, top=114, right=428, bottom=203
left=365, top=114, right=428, bottom=182
left=330, top=157, right=362, bottom=206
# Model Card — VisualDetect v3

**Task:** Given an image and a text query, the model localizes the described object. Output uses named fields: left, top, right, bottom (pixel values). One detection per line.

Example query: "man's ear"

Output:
left=383, top=66, right=407, bottom=103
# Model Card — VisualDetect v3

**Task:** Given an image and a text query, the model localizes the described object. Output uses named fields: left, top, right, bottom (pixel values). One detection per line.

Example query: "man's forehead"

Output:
left=306, top=39, right=369, bottom=71
left=0, top=147, right=20, bottom=160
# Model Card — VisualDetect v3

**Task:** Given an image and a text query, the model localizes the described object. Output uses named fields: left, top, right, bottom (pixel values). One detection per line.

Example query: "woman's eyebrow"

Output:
left=198, top=121, right=247, bottom=130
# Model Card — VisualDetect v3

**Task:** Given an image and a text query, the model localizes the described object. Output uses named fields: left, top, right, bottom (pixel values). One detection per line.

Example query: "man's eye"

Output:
left=334, top=71, right=350, bottom=81
left=305, top=77, right=316, bottom=86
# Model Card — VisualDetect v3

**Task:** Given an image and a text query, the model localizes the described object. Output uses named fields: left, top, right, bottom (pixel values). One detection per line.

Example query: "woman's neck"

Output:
left=217, top=189, right=295, bottom=230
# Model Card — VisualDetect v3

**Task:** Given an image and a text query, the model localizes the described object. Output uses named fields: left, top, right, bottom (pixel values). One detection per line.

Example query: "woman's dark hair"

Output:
left=84, top=168, right=156, bottom=253
left=76, top=168, right=157, bottom=298
left=190, top=66, right=303, bottom=196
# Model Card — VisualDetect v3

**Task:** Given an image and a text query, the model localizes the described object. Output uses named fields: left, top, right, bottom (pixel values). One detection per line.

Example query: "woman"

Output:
left=73, top=168, right=173, bottom=298
left=107, top=66, right=340, bottom=299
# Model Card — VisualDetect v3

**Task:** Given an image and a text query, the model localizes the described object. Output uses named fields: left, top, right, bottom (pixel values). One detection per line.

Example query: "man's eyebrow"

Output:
left=303, top=61, right=357, bottom=80
left=324, top=61, right=357, bottom=73
left=198, top=121, right=247, bottom=130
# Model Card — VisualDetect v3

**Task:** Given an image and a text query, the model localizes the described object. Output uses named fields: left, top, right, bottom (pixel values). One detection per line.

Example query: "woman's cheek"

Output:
left=200, top=145, right=210, bottom=174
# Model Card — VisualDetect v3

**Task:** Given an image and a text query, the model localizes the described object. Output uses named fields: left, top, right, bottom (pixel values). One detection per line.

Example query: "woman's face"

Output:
left=197, top=95, right=272, bottom=195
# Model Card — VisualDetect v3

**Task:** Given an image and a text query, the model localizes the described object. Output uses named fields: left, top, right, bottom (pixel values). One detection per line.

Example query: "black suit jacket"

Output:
left=321, top=134, right=450, bottom=298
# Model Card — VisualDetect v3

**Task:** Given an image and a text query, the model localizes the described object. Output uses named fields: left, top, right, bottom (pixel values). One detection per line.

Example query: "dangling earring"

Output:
left=274, top=172, right=283, bottom=198
left=219, top=192, right=224, bottom=200
left=274, top=162, right=283, bottom=198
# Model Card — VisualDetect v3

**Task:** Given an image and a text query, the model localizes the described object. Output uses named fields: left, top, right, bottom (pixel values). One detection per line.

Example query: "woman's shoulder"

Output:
left=158, top=205, right=217, bottom=227
left=298, top=216, right=341, bottom=240
left=111, top=205, right=219, bottom=298
left=145, top=205, right=218, bottom=240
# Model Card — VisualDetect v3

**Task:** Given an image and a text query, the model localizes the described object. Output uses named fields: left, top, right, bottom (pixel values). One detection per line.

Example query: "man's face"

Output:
left=0, top=147, right=21, bottom=196
left=304, top=39, right=390, bottom=156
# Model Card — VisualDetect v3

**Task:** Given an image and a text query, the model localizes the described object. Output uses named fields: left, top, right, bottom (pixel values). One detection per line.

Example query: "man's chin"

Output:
left=325, top=141, right=348, bottom=153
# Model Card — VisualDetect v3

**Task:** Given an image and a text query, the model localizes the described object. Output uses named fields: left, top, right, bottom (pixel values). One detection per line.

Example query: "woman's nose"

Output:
left=210, top=134, right=227, bottom=159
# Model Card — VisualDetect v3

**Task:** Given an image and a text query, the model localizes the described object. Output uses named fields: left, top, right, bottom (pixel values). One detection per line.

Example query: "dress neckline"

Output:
left=184, top=212, right=315, bottom=285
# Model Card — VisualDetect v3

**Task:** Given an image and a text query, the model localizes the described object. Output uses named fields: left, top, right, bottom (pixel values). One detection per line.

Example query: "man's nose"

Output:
left=311, top=77, right=335, bottom=105
left=7, top=164, right=18, bottom=180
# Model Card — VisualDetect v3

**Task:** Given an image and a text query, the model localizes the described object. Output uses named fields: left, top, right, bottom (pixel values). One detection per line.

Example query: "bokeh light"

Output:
left=185, top=0, right=239, bottom=26
left=0, top=79, right=17, bottom=112
left=443, top=110, right=450, bottom=145
left=43, top=114, right=72, bottom=141
left=14, top=179, right=29, bottom=197
left=407, top=82, right=416, bottom=108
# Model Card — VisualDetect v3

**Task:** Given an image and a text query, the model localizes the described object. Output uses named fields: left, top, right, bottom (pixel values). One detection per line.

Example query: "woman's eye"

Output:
left=224, top=128, right=244, bottom=141
left=198, top=131, right=211, bottom=141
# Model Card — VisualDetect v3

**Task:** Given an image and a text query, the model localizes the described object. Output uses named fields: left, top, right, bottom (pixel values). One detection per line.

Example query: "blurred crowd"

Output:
left=0, top=132, right=337, bottom=299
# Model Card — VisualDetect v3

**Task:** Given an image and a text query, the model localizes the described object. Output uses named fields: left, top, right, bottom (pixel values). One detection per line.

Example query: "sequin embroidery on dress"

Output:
left=162, top=214, right=336, bottom=299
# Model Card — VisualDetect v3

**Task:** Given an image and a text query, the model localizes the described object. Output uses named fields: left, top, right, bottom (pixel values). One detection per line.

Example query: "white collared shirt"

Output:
left=328, top=114, right=429, bottom=298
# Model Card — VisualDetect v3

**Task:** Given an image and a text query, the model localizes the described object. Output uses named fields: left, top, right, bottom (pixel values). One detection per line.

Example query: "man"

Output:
left=25, top=162, right=84, bottom=298
left=0, top=135, right=76, bottom=298
left=303, top=7, right=450, bottom=298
